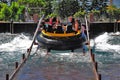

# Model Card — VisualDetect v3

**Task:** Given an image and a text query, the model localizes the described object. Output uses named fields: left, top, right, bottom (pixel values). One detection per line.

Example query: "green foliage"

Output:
left=0, top=0, right=46, bottom=21
left=115, top=8, right=120, bottom=14
left=17, top=5, right=25, bottom=21
left=106, top=5, right=117, bottom=15
left=0, top=3, right=7, bottom=10
left=29, top=0, right=46, bottom=7
left=91, top=9, right=100, bottom=15
left=46, top=13, right=57, bottom=18
left=10, top=2, right=19, bottom=21
left=17, top=0, right=29, bottom=5
left=58, top=0, right=80, bottom=18
left=0, top=3, right=12, bottom=21
left=17, top=5, right=25, bottom=15
left=44, top=1, right=53, bottom=16
left=0, top=12, right=4, bottom=20
left=18, top=0, right=47, bottom=18
left=9, top=2, right=25, bottom=21
left=18, top=0, right=46, bottom=7
left=113, top=8, right=120, bottom=21
left=74, top=10, right=86, bottom=18
left=0, top=0, right=119, bottom=22
left=106, top=5, right=118, bottom=21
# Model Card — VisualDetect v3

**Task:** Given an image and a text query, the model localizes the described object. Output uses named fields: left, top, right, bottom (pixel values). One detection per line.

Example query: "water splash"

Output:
left=0, top=33, right=37, bottom=52
left=91, top=32, right=120, bottom=64
left=94, top=32, right=120, bottom=52
left=34, top=49, right=91, bottom=63
left=0, top=33, right=37, bottom=65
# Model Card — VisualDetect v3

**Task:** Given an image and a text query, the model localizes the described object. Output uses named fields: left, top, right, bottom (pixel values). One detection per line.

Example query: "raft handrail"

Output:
left=85, top=15, right=101, bottom=80
left=85, top=15, right=90, bottom=41
left=7, top=15, right=44, bottom=80
left=41, top=30, right=81, bottom=37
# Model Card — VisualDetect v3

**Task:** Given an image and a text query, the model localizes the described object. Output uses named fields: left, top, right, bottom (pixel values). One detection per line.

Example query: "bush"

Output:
left=0, top=4, right=12, bottom=21
left=46, top=13, right=57, bottom=18
left=74, top=10, right=86, bottom=18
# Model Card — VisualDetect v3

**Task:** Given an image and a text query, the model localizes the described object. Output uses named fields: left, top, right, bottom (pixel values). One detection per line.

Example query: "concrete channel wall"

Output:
left=90, top=22, right=120, bottom=38
left=0, top=22, right=120, bottom=38
left=0, top=22, right=37, bottom=34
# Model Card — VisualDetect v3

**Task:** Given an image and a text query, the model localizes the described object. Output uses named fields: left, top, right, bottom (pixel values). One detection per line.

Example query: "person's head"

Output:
left=68, top=16, right=75, bottom=24
left=75, top=19, right=78, bottom=23
left=82, top=24, right=86, bottom=28
left=52, top=17, right=57, bottom=22
left=68, top=16, right=73, bottom=22
left=45, top=18, right=49, bottom=22
left=56, top=17, right=61, bottom=24
left=49, top=18, right=53, bottom=25
left=49, top=18, right=52, bottom=22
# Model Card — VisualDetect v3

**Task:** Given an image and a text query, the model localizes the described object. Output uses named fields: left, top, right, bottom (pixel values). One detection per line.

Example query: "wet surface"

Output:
left=15, top=53, right=95, bottom=80
left=0, top=32, right=120, bottom=80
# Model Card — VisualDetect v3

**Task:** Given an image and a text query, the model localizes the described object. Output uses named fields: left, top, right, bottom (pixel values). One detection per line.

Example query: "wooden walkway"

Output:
left=13, top=53, right=96, bottom=80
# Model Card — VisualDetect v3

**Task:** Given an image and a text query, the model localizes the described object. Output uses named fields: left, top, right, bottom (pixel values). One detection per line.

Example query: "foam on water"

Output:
left=35, top=48, right=91, bottom=63
left=0, top=33, right=38, bottom=67
left=0, top=32, right=119, bottom=63
left=0, top=32, right=120, bottom=80
left=94, top=32, right=120, bottom=52
left=90, top=32, right=120, bottom=64
left=0, top=33, right=37, bottom=52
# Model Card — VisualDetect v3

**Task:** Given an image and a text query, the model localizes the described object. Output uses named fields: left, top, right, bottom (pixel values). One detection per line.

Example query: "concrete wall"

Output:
left=0, top=22, right=37, bottom=34
left=0, top=22, right=11, bottom=33
left=90, top=22, right=120, bottom=38
left=0, top=22, right=120, bottom=38
left=13, top=22, right=37, bottom=33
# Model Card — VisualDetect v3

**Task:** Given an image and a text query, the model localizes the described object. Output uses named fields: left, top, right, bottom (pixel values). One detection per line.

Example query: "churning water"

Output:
left=0, top=32, right=120, bottom=80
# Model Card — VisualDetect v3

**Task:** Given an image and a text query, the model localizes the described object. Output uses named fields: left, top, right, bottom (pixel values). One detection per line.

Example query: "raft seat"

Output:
left=55, top=25, right=64, bottom=33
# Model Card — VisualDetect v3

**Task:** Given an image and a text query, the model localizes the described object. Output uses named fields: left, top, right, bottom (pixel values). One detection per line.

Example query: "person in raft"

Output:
left=66, top=16, right=76, bottom=33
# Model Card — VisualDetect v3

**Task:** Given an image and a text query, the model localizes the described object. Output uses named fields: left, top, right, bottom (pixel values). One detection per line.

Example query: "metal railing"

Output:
left=6, top=15, right=44, bottom=80
left=85, top=15, right=101, bottom=80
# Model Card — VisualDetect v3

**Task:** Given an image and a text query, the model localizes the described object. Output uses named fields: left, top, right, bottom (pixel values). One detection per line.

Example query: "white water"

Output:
left=92, top=32, right=120, bottom=53
left=0, top=32, right=120, bottom=61
left=0, top=33, right=37, bottom=52
left=0, top=32, right=120, bottom=80
left=0, top=32, right=120, bottom=62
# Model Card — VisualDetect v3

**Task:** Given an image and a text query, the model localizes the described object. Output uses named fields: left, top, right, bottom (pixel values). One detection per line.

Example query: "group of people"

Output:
left=34, top=16, right=88, bottom=55
left=39, top=16, right=82, bottom=33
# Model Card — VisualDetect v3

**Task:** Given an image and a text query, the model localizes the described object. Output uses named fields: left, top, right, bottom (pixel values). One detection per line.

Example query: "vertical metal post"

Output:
left=10, top=21, right=12, bottom=33
left=22, top=54, right=25, bottom=60
left=92, top=54, right=95, bottom=62
left=10, top=20, right=14, bottom=34
left=15, top=62, right=19, bottom=69
left=11, top=21, right=14, bottom=34
left=6, top=74, right=9, bottom=80
left=98, top=74, right=101, bottom=80
left=90, top=49, right=93, bottom=57
left=94, top=62, right=98, bottom=72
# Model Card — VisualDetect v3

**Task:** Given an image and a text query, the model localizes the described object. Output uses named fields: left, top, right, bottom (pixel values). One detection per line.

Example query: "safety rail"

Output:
left=85, top=15, right=101, bottom=80
left=6, top=48, right=33, bottom=80
left=6, top=15, right=44, bottom=80
left=6, top=53, right=28, bottom=80
left=90, top=49, right=101, bottom=80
